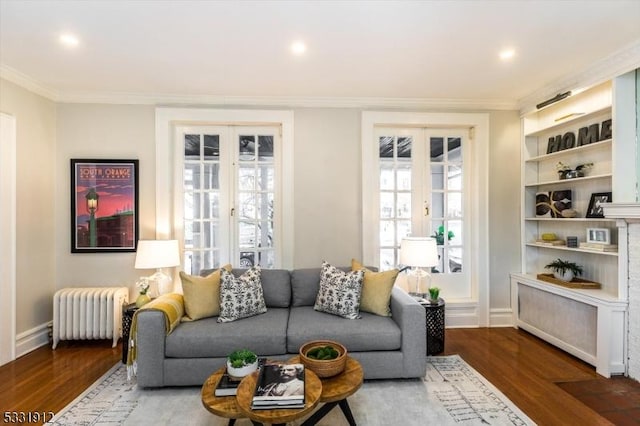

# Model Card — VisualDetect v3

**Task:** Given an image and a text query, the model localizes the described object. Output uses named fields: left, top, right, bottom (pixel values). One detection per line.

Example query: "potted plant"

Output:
left=135, top=277, right=151, bottom=308
left=544, top=258, right=583, bottom=282
left=226, top=349, right=258, bottom=378
left=428, top=287, right=441, bottom=304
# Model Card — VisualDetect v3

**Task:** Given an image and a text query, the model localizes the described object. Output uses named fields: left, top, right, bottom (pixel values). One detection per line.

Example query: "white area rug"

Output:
left=47, top=355, right=535, bottom=425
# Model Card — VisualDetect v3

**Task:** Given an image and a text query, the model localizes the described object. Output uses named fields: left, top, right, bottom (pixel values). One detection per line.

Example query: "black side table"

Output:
left=419, top=298, right=445, bottom=355
left=122, top=303, right=139, bottom=363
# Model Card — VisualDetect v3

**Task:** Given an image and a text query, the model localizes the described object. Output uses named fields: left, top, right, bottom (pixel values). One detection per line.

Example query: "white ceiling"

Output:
left=1, top=0, right=639, bottom=108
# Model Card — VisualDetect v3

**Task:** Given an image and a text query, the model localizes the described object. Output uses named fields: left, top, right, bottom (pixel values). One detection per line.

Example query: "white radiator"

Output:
left=52, top=287, right=129, bottom=349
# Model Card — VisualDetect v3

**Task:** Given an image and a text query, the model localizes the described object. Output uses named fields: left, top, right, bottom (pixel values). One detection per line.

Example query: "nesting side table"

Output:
left=419, top=298, right=445, bottom=355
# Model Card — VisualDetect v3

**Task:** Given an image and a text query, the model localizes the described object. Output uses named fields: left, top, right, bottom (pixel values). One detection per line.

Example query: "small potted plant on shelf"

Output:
left=428, top=287, right=441, bottom=304
left=226, top=349, right=258, bottom=378
left=544, top=258, right=583, bottom=282
left=556, top=161, right=594, bottom=180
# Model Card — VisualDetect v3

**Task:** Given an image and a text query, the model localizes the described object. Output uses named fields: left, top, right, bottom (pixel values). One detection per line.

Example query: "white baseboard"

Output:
left=442, top=303, right=515, bottom=328
left=16, top=321, right=51, bottom=358
left=489, top=308, right=515, bottom=327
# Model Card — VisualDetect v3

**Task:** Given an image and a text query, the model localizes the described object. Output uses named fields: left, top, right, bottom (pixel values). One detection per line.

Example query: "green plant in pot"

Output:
left=428, top=287, right=441, bottom=303
left=226, top=349, right=258, bottom=378
left=544, top=258, right=583, bottom=282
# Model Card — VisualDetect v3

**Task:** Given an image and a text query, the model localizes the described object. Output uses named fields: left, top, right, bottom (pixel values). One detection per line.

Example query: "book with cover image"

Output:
left=252, top=363, right=305, bottom=409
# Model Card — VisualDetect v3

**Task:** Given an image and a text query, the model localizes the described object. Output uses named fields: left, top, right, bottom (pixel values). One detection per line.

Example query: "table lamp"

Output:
left=399, top=237, right=438, bottom=299
left=135, top=240, right=181, bottom=296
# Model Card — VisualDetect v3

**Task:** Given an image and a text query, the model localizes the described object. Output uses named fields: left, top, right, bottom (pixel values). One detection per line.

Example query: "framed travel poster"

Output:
left=70, top=159, right=139, bottom=253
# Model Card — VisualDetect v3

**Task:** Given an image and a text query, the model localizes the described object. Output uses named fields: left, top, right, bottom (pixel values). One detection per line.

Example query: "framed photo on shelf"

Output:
left=70, top=159, right=139, bottom=253
left=586, top=228, right=611, bottom=245
left=585, top=192, right=612, bottom=219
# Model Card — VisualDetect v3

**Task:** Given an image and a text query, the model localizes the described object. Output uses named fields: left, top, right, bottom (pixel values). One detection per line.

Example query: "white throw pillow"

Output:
left=314, top=261, right=364, bottom=319
left=218, top=267, right=267, bottom=323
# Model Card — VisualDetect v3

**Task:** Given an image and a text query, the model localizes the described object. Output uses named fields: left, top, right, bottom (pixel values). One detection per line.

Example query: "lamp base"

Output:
left=150, top=270, right=173, bottom=296
left=407, top=267, right=430, bottom=300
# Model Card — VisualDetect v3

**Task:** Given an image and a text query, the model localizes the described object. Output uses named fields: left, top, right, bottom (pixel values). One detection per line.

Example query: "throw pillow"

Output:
left=314, top=261, right=364, bottom=319
left=352, top=259, right=398, bottom=317
left=180, top=264, right=232, bottom=321
left=218, top=267, right=267, bottom=323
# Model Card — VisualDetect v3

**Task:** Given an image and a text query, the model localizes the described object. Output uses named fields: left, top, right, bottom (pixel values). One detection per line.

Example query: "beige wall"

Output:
left=0, top=79, right=56, bottom=335
left=292, top=108, right=362, bottom=267
left=2, top=78, right=522, bottom=337
left=488, top=110, right=522, bottom=313
left=55, top=104, right=156, bottom=301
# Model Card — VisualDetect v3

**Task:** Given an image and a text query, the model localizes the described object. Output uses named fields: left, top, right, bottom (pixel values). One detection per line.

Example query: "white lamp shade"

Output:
left=135, top=240, right=181, bottom=269
left=400, top=237, right=438, bottom=268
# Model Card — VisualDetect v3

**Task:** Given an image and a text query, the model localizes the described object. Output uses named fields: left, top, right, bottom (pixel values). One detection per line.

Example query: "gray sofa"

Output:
left=135, top=267, right=426, bottom=388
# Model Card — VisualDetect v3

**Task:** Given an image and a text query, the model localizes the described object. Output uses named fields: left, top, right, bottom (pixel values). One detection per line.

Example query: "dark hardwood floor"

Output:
left=1, top=328, right=638, bottom=425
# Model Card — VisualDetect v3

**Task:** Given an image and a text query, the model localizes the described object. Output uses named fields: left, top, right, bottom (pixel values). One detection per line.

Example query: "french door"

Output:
left=374, top=127, right=469, bottom=291
left=177, top=125, right=281, bottom=274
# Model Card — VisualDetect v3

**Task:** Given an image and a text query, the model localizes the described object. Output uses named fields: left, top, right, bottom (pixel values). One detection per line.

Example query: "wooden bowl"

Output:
left=299, top=340, right=347, bottom=378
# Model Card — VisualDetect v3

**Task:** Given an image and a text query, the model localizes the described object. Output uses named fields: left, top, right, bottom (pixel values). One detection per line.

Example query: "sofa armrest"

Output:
left=390, top=286, right=427, bottom=377
left=136, top=310, right=168, bottom=387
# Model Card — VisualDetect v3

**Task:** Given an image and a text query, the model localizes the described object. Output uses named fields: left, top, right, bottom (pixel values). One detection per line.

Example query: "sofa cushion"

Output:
left=201, top=268, right=291, bottom=308
left=180, top=264, right=232, bottom=321
left=287, top=306, right=401, bottom=353
left=352, top=259, right=398, bottom=317
left=165, top=308, right=289, bottom=358
left=218, top=267, right=267, bottom=323
left=314, top=262, right=364, bottom=319
left=291, top=266, right=351, bottom=307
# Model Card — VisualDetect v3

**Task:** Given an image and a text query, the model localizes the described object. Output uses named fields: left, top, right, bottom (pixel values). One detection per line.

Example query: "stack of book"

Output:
left=579, top=242, right=618, bottom=252
left=214, top=372, right=242, bottom=396
left=251, top=362, right=306, bottom=410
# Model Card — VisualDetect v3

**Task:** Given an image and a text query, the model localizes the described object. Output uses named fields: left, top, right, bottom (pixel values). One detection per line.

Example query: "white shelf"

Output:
left=512, top=273, right=624, bottom=304
left=524, top=106, right=611, bottom=137
left=525, top=243, right=618, bottom=256
left=525, top=139, right=612, bottom=163
left=524, top=217, right=615, bottom=222
left=525, top=173, right=611, bottom=187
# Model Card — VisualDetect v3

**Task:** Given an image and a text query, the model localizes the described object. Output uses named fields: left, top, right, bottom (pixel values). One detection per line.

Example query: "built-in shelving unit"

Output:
left=511, top=81, right=627, bottom=377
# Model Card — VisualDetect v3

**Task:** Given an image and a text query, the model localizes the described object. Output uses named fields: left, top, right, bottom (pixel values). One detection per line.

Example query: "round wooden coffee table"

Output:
left=201, top=366, right=244, bottom=425
left=289, top=355, right=363, bottom=426
left=236, top=367, right=322, bottom=426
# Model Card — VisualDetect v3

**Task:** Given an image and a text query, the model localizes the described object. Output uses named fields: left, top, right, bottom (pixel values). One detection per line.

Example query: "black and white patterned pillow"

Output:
left=314, top=261, right=365, bottom=319
left=218, top=267, right=267, bottom=323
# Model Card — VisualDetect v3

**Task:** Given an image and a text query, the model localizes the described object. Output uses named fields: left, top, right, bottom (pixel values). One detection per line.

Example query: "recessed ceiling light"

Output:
left=499, top=49, right=515, bottom=61
left=291, top=41, right=306, bottom=55
left=59, top=33, right=80, bottom=47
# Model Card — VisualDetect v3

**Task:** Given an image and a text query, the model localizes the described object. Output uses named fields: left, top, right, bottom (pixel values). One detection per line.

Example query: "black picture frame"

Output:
left=585, top=192, right=612, bottom=219
left=70, top=159, right=139, bottom=253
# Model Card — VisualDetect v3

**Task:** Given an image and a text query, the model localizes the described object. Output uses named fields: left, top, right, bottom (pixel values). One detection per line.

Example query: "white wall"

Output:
left=628, top=222, right=640, bottom=379
left=0, top=79, right=56, bottom=343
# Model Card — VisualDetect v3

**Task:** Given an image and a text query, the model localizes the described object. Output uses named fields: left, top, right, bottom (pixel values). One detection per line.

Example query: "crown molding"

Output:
left=54, top=92, right=518, bottom=111
left=0, top=63, right=517, bottom=110
left=518, top=40, right=640, bottom=115
left=0, top=65, right=59, bottom=101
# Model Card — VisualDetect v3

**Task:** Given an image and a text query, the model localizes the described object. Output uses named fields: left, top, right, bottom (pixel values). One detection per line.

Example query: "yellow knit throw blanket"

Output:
left=126, top=293, right=184, bottom=380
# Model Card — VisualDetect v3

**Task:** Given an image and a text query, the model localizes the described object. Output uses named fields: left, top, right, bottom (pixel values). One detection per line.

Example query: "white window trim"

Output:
left=155, top=108, right=294, bottom=269
left=0, top=112, right=17, bottom=365
left=361, top=111, right=490, bottom=326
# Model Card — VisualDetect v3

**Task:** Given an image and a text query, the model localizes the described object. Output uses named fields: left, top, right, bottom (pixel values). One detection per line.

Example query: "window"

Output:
left=179, top=126, right=280, bottom=274
left=375, top=129, right=466, bottom=277
left=361, top=111, right=489, bottom=314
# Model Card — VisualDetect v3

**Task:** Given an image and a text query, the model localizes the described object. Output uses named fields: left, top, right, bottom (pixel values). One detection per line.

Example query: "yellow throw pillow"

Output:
left=180, top=264, right=232, bottom=321
left=352, top=259, right=399, bottom=317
